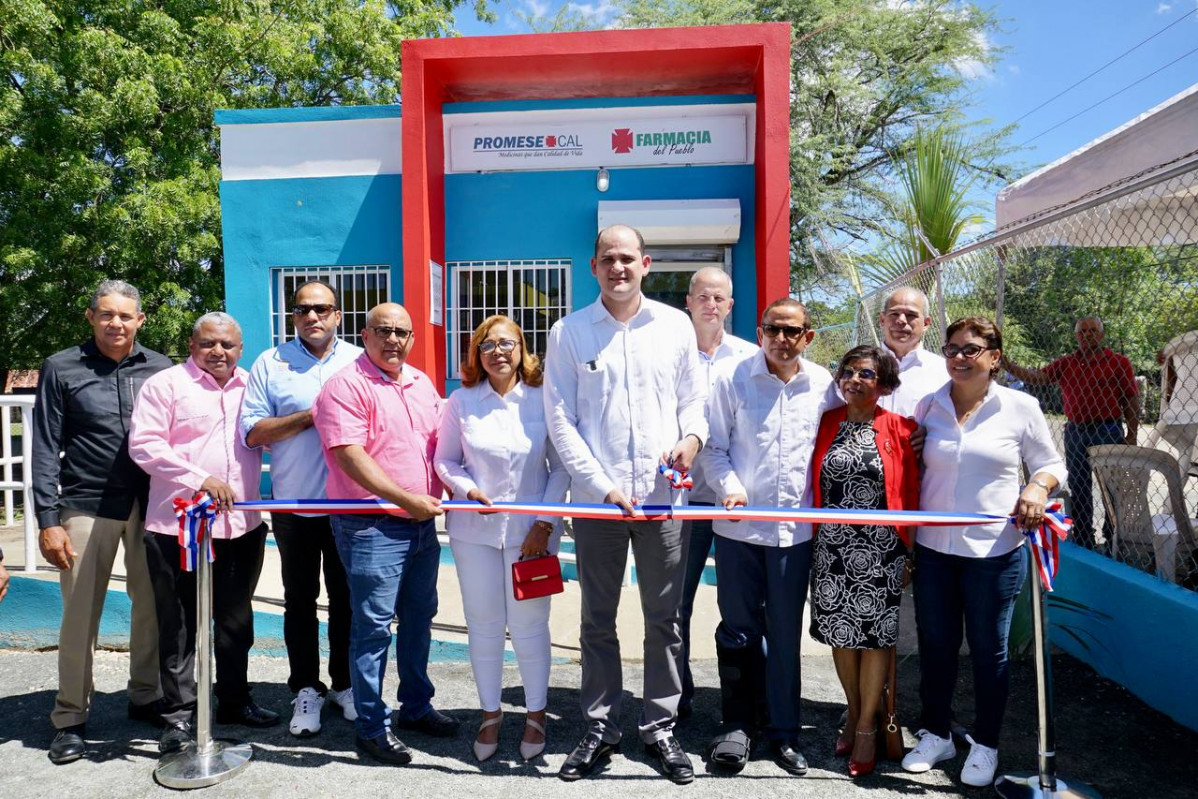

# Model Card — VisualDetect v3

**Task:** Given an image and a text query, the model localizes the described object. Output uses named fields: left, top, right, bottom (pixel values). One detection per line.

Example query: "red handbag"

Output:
left=511, top=554, right=565, bottom=601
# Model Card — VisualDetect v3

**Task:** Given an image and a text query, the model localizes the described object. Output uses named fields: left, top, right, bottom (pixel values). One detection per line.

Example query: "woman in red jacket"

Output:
left=809, top=345, right=920, bottom=778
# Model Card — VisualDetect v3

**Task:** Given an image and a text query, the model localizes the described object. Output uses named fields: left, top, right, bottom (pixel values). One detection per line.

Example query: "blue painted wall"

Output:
left=220, top=174, right=403, bottom=365
left=1050, top=543, right=1198, bottom=731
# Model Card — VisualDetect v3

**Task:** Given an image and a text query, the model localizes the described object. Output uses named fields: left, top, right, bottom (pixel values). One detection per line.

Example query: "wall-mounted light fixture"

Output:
left=596, top=167, right=610, bottom=193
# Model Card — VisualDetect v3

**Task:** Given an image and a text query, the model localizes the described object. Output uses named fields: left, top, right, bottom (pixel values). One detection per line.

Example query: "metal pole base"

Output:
left=995, top=772, right=1102, bottom=798
left=154, top=739, right=253, bottom=790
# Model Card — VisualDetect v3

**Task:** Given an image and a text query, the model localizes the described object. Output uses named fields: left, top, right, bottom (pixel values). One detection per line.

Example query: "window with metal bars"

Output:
left=270, top=266, right=390, bottom=349
left=446, top=259, right=572, bottom=378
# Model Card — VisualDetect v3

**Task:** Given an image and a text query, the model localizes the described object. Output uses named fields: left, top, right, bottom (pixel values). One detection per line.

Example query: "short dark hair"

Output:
left=292, top=279, right=340, bottom=307
left=946, top=315, right=1004, bottom=377
left=593, top=224, right=646, bottom=258
left=760, top=297, right=808, bottom=326
left=837, top=345, right=901, bottom=392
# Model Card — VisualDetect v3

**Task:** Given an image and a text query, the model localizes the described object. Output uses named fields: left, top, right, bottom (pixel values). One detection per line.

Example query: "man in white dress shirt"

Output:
left=701, top=298, right=840, bottom=776
left=677, top=266, right=757, bottom=719
left=544, top=224, right=707, bottom=784
left=876, top=287, right=947, bottom=417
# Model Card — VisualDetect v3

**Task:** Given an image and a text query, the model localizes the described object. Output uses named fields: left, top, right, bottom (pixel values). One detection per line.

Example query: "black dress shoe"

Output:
left=356, top=729, right=413, bottom=765
left=216, top=701, right=281, bottom=727
left=128, top=698, right=167, bottom=728
left=393, top=707, right=459, bottom=738
left=559, top=733, right=620, bottom=781
left=645, top=735, right=695, bottom=784
left=48, top=725, right=86, bottom=765
left=771, top=739, right=808, bottom=775
left=159, top=720, right=192, bottom=755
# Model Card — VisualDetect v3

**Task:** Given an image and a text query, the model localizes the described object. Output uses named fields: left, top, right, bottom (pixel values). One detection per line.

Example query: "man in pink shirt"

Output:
left=129, top=312, right=279, bottom=756
left=312, top=302, right=455, bottom=765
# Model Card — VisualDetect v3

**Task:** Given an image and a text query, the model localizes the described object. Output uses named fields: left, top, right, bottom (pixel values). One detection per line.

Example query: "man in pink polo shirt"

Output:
left=312, top=302, right=456, bottom=766
left=129, top=312, right=279, bottom=757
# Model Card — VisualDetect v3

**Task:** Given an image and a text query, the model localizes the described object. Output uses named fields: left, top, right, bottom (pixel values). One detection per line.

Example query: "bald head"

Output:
left=362, top=302, right=415, bottom=377
left=686, top=266, right=735, bottom=337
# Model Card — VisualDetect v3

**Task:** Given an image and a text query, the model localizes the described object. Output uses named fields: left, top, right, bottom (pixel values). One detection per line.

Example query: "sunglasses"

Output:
left=839, top=367, right=878, bottom=381
left=479, top=339, right=518, bottom=355
left=370, top=327, right=413, bottom=341
left=291, top=304, right=337, bottom=317
left=941, top=343, right=992, bottom=360
left=760, top=323, right=808, bottom=339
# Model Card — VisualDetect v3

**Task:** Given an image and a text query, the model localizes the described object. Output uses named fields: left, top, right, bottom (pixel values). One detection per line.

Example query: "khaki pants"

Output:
left=52, top=507, right=161, bottom=729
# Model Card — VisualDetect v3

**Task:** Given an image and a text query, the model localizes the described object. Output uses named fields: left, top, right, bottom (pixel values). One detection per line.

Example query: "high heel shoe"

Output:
left=473, top=713, right=503, bottom=762
left=848, top=728, right=876, bottom=778
left=519, top=717, right=546, bottom=761
left=835, top=735, right=853, bottom=757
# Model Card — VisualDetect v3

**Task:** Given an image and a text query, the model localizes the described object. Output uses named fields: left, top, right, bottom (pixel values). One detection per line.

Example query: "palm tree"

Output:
left=860, top=126, right=986, bottom=286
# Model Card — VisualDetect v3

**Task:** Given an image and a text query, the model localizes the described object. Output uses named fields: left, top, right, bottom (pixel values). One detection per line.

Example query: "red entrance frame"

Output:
left=401, top=24, right=793, bottom=385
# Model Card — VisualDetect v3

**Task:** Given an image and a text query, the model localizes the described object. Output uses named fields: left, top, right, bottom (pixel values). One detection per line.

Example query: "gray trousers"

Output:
left=573, top=517, right=685, bottom=744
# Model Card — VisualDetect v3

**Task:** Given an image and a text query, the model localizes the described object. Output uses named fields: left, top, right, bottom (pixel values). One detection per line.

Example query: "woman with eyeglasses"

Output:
left=901, top=317, right=1065, bottom=787
left=809, top=345, right=919, bottom=778
left=433, top=315, right=569, bottom=762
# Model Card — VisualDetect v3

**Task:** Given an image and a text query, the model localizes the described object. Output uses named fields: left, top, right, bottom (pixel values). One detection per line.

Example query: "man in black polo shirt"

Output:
left=32, top=280, right=173, bottom=764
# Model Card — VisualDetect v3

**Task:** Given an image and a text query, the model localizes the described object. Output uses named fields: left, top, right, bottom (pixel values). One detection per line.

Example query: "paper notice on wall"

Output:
left=430, top=260, right=444, bottom=327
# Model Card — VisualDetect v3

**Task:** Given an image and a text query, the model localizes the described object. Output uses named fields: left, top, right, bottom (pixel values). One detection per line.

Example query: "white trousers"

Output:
left=450, top=539, right=552, bottom=712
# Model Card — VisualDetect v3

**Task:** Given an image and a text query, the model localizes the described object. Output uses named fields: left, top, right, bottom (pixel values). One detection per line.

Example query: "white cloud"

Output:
left=525, top=0, right=550, bottom=16
left=953, top=29, right=994, bottom=81
left=1156, top=2, right=1173, bottom=13
left=1007, top=64, right=1020, bottom=75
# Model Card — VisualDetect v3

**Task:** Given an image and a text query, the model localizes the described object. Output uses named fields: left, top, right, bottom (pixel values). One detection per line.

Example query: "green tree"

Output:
left=0, top=0, right=487, bottom=367
left=612, top=0, right=1014, bottom=296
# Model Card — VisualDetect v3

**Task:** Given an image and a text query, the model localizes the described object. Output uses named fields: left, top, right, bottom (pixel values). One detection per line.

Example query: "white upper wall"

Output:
left=219, top=117, right=402, bottom=181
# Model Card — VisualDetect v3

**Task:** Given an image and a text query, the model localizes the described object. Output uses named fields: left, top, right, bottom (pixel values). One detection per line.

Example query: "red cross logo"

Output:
left=611, top=128, right=634, bottom=154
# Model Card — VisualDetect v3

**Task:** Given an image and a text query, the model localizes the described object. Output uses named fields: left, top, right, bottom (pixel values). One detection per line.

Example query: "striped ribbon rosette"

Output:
left=173, top=492, right=217, bottom=572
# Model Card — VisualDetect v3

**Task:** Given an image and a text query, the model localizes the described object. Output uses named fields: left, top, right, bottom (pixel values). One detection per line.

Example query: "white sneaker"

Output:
left=327, top=687, right=358, bottom=722
left=961, top=735, right=998, bottom=787
left=901, top=729, right=957, bottom=773
left=289, top=687, right=324, bottom=737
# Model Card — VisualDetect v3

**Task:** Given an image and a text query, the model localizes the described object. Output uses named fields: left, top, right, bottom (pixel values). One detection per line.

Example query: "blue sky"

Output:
left=453, top=0, right=1198, bottom=209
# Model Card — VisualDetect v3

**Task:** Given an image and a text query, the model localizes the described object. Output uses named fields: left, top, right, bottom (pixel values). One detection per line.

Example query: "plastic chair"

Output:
left=1088, top=444, right=1197, bottom=584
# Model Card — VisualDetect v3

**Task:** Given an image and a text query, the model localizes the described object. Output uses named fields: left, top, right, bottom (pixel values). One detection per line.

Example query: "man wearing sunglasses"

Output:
left=876, top=286, right=947, bottom=417
left=1002, top=316, right=1138, bottom=552
left=701, top=298, right=842, bottom=776
left=240, top=280, right=363, bottom=738
left=312, top=302, right=458, bottom=765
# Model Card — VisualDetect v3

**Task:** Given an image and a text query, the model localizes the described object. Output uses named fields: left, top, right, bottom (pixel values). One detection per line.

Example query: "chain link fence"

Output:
left=837, top=157, right=1198, bottom=589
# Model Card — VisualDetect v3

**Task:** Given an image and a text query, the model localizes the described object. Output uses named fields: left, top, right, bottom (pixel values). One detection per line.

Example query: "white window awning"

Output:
left=597, top=199, right=741, bottom=245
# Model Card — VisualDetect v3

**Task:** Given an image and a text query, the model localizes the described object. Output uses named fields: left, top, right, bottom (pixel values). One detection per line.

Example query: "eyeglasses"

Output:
left=941, top=343, right=992, bottom=360
left=839, top=367, right=878, bottom=381
left=292, top=304, right=337, bottom=317
left=760, top=323, right=808, bottom=340
left=479, top=339, right=518, bottom=355
left=370, top=327, right=413, bottom=341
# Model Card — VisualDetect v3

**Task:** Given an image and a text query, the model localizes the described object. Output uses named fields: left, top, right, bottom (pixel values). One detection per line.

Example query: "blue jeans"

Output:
left=679, top=510, right=715, bottom=710
left=1064, top=421, right=1124, bottom=552
left=913, top=544, right=1027, bottom=748
left=713, top=536, right=812, bottom=740
left=332, top=515, right=440, bottom=740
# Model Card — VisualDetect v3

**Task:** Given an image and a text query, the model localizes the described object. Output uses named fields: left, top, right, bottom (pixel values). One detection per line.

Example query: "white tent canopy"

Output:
left=995, top=83, right=1198, bottom=246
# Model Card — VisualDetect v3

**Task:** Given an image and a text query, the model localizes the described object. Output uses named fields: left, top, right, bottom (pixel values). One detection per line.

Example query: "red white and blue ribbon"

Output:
left=1024, top=500, right=1072, bottom=592
left=658, top=463, right=694, bottom=490
left=173, top=492, right=216, bottom=572
left=232, top=497, right=1006, bottom=527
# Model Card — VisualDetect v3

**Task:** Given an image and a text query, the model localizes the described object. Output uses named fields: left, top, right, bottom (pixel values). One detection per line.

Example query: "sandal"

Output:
left=473, top=712, right=502, bottom=762
left=519, top=716, right=546, bottom=761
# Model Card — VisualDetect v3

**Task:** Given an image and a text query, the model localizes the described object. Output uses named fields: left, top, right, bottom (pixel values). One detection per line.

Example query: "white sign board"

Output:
left=448, top=115, right=748, bottom=173
left=429, top=260, right=443, bottom=327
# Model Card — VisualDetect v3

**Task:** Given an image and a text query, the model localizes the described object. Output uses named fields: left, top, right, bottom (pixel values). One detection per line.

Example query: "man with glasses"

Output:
left=701, top=298, right=841, bottom=776
left=545, top=224, right=707, bottom=784
left=1002, top=316, right=1138, bottom=552
left=312, top=302, right=458, bottom=766
left=33, top=279, right=173, bottom=764
left=876, top=287, right=947, bottom=417
left=240, top=280, right=362, bottom=738
left=678, top=266, right=757, bottom=720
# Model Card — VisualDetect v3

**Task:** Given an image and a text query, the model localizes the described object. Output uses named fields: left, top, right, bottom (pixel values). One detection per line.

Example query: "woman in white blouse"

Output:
left=902, top=317, right=1066, bottom=788
left=434, top=315, right=569, bottom=763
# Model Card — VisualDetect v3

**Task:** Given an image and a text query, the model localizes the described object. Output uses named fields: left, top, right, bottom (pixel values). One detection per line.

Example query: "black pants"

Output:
left=272, top=514, right=353, bottom=694
left=144, top=524, right=267, bottom=724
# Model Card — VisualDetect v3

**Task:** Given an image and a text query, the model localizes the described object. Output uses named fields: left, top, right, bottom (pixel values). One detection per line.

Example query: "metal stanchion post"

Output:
left=994, top=547, right=1099, bottom=799
left=155, top=524, right=253, bottom=789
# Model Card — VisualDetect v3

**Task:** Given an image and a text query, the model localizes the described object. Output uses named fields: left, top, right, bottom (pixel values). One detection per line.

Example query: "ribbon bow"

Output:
left=1022, top=500, right=1071, bottom=592
left=173, top=492, right=217, bottom=572
left=658, top=463, right=694, bottom=491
